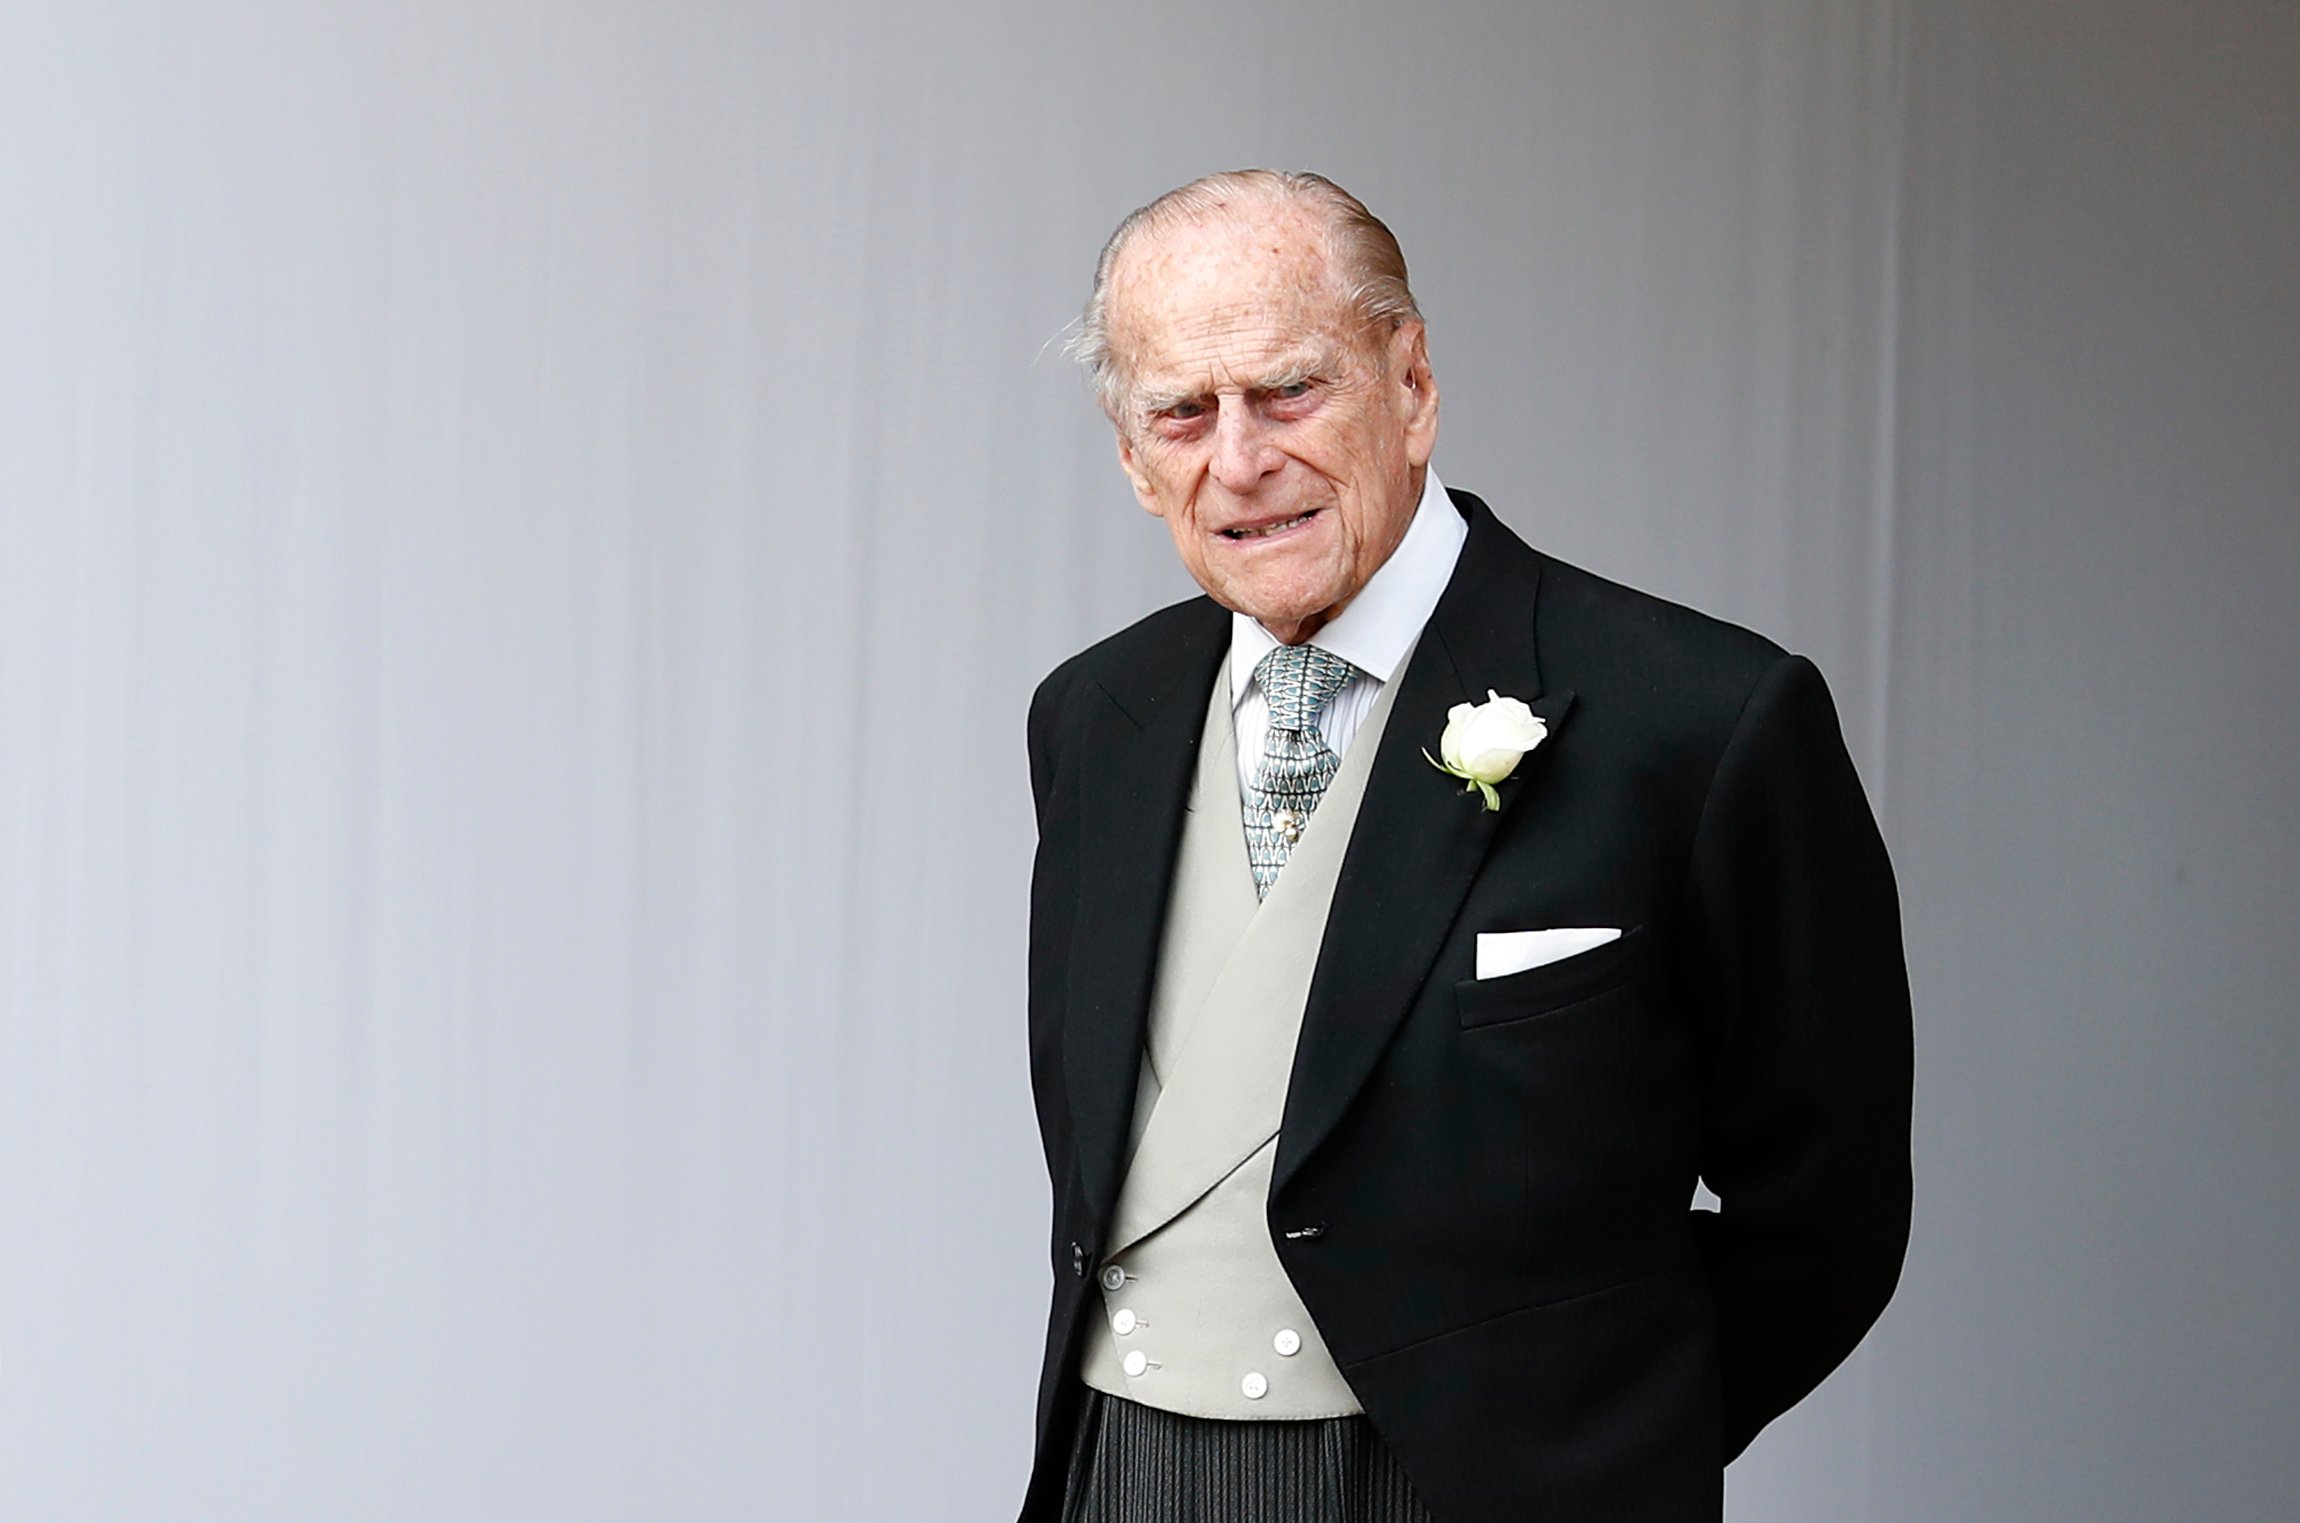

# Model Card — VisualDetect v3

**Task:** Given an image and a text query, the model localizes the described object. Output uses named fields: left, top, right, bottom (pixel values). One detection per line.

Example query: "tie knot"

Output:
left=1254, top=642, right=1355, bottom=734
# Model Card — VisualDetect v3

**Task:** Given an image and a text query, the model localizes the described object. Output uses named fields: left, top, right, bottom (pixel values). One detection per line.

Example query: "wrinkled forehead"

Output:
left=1105, top=205, right=1361, bottom=387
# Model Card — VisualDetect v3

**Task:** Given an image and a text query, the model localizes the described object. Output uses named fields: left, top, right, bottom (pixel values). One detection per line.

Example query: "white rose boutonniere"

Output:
left=1425, top=690, right=1547, bottom=811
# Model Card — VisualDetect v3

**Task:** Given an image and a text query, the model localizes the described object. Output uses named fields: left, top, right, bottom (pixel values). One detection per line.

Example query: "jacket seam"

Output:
left=1453, top=965, right=1656, bottom=1030
left=1682, top=652, right=1798, bottom=896
left=1347, top=1261, right=1688, bottom=1367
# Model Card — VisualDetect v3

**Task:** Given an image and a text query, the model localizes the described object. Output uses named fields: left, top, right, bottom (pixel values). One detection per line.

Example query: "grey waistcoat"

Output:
left=1079, top=659, right=1402, bottom=1420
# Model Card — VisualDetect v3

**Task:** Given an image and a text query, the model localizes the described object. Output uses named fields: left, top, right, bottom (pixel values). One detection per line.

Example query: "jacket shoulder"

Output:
left=1029, top=595, right=1227, bottom=724
left=1026, top=595, right=1226, bottom=811
left=1529, top=549, right=1790, bottom=720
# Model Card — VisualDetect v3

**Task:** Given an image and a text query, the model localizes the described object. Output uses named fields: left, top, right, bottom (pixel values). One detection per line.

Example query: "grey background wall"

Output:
left=1, top=1, right=2291, bottom=1518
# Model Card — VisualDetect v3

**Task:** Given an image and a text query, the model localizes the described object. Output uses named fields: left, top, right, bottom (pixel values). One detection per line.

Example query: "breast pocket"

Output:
left=1453, top=925, right=1651, bottom=1029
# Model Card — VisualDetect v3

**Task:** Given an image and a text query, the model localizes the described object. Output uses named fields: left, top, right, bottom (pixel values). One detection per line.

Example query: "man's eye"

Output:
left=1165, top=401, right=1207, bottom=421
left=1273, top=381, right=1313, bottom=400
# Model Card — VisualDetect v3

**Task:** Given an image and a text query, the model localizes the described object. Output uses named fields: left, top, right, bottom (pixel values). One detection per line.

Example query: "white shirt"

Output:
left=1230, top=467, right=1467, bottom=794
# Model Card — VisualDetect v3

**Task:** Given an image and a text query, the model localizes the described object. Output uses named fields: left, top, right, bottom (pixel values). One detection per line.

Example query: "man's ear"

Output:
left=1393, top=322, right=1440, bottom=468
left=1115, top=431, right=1163, bottom=515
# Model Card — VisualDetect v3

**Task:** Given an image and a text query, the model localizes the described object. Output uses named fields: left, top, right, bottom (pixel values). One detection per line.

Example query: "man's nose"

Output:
left=1207, top=399, right=1280, bottom=493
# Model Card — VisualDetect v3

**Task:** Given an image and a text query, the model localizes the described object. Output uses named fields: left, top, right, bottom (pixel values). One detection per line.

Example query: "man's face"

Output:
left=1104, top=204, right=1439, bottom=645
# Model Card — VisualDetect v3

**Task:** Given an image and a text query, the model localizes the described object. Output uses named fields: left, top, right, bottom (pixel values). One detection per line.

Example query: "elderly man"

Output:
left=1020, top=171, right=1911, bottom=1523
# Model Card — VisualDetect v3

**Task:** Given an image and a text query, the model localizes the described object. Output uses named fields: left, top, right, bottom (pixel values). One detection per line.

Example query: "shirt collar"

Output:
left=1230, top=466, right=1466, bottom=708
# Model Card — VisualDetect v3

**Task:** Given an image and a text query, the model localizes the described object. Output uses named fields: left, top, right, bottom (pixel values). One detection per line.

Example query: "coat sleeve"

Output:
left=1681, top=653, right=1914, bottom=1461
left=1024, top=667, right=1081, bottom=1203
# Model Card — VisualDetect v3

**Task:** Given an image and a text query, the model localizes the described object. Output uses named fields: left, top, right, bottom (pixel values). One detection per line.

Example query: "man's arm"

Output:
left=1681, top=653, right=1914, bottom=1460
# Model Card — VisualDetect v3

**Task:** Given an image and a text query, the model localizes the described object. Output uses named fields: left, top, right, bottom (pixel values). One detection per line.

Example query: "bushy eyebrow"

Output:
left=1254, top=352, right=1330, bottom=393
left=1129, top=342, right=1345, bottom=419
left=1129, top=381, right=1203, bottom=419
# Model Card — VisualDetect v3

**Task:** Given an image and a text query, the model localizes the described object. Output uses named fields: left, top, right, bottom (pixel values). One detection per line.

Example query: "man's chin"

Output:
left=1186, top=554, right=1357, bottom=638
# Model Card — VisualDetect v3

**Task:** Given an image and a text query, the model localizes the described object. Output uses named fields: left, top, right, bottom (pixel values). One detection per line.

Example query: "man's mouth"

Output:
left=1220, top=508, right=1321, bottom=541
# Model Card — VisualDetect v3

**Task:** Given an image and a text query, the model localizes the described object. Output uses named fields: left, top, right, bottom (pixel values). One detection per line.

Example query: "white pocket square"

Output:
left=1475, top=927, right=1623, bottom=980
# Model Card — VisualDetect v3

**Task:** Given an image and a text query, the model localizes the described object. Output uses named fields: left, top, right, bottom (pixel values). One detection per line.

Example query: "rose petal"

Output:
left=1463, top=745, right=1524, bottom=784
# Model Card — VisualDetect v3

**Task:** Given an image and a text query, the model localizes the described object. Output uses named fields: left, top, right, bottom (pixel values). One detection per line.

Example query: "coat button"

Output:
left=1111, top=1309, right=1138, bottom=1336
left=1099, top=1264, right=1128, bottom=1292
left=1122, top=1350, right=1149, bottom=1379
left=1070, top=1243, right=1086, bottom=1277
left=1273, top=1329, right=1302, bottom=1357
left=1241, top=1372, right=1268, bottom=1400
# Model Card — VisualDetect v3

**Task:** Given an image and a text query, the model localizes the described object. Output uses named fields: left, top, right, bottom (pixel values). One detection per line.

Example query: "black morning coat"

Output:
left=1019, top=490, right=1913, bottom=1523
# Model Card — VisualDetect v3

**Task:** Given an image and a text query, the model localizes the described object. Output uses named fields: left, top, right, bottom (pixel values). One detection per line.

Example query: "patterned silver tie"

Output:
left=1242, top=643, right=1358, bottom=899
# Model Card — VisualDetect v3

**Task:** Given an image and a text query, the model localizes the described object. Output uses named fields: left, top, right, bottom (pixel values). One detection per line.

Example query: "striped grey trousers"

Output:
left=1061, top=1387, right=1438, bottom=1523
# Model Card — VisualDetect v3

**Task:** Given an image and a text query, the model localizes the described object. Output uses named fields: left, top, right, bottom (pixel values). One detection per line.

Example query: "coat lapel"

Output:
left=1062, top=601, right=1230, bottom=1232
left=1274, top=496, right=1574, bottom=1194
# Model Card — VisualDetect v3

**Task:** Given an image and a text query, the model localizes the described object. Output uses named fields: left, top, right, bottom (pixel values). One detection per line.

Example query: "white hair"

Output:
left=1066, top=169, right=1423, bottom=421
